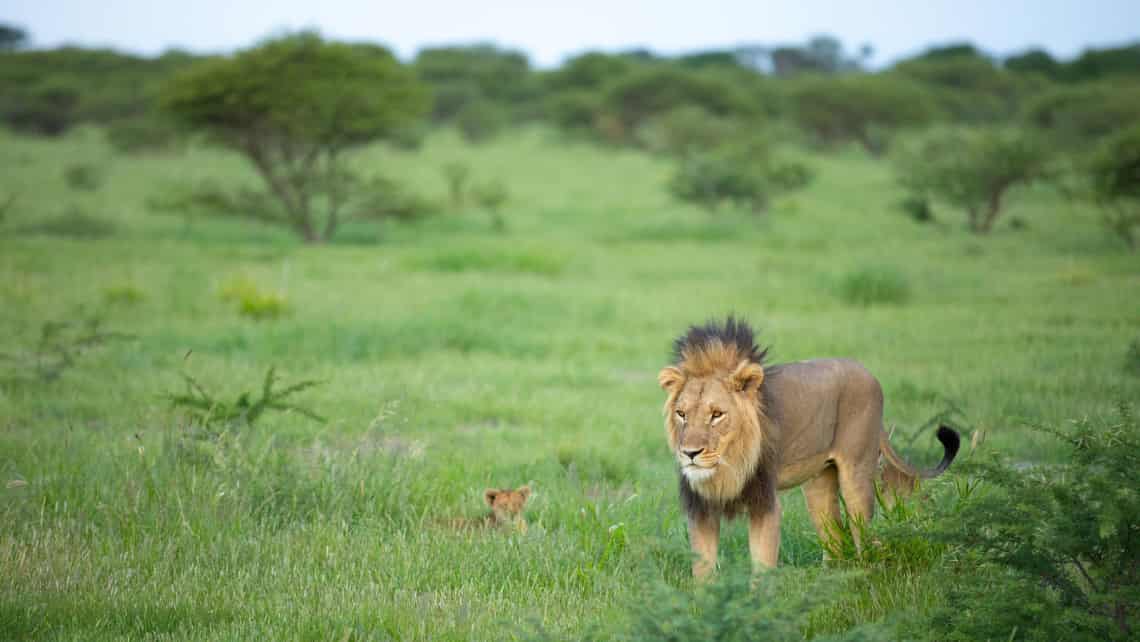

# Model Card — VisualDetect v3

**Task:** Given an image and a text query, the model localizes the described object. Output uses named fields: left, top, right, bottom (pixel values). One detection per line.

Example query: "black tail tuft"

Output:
left=933, top=425, right=961, bottom=475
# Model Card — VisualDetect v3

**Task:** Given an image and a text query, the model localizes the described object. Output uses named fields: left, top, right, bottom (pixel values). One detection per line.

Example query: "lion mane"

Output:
left=659, top=316, right=960, bottom=577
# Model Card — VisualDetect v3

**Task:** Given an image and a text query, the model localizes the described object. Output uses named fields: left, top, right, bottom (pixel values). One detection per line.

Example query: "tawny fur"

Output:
left=659, top=317, right=959, bottom=578
left=447, top=486, right=531, bottom=533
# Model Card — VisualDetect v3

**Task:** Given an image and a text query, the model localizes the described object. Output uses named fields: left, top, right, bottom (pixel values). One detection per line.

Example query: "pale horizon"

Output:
left=4, top=0, right=1139, bottom=68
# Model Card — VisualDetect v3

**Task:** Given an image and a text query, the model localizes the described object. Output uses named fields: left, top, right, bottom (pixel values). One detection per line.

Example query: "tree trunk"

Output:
left=976, top=184, right=1010, bottom=234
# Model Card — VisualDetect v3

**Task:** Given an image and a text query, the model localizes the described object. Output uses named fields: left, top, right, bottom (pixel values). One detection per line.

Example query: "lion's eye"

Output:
left=675, top=409, right=686, bottom=420
left=711, top=410, right=724, bottom=420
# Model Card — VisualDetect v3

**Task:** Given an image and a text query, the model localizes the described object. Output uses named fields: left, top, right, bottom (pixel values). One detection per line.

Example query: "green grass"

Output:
left=1, top=125, right=1138, bottom=640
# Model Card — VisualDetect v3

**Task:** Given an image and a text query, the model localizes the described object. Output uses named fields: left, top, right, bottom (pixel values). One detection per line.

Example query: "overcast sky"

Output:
left=5, top=1, right=1138, bottom=67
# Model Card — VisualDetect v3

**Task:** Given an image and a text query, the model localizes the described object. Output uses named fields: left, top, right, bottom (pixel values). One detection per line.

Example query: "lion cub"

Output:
left=450, top=485, right=531, bottom=534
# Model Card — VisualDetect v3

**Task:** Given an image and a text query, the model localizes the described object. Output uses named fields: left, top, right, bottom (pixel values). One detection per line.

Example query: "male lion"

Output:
left=658, top=317, right=959, bottom=577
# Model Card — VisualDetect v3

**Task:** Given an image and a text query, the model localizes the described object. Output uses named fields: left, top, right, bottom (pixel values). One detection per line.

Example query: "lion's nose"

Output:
left=682, top=448, right=704, bottom=460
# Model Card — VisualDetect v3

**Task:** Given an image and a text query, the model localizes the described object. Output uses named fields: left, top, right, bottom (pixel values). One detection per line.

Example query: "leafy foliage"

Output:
left=669, top=140, right=813, bottom=213
left=838, top=266, right=911, bottom=306
left=909, top=404, right=1140, bottom=641
left=1024, top=82, right=1140, bottom=147
left=895, top=127, right=1052, bottom=233
left=1087, top=124, right=1140, bottom=250
left=160, top=33, right=429, bottom=242
left=165, top=366, right=325, bottom=432
left=786, top=74, right=937, bottom=154
left=0, top=314, right=131, bottom=383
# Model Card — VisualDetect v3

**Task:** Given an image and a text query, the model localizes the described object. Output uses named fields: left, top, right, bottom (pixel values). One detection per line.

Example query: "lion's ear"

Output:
left=730, top=360, right=764, bottom=394
left=517, top=485, right=531, bottom=502
left=658, top=366, right=685, bottom=392
left=484, top=489, right=499, bottom=506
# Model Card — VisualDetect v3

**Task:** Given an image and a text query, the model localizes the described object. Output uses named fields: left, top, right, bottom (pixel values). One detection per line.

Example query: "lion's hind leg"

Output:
left=803, top=465, right=843, bottom=560
left=836, top=461, right=877, bottom=556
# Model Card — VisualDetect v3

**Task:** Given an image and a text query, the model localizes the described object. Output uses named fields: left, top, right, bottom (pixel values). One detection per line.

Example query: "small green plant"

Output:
left=0, top=190, right=16, bottom=223
left=443, top=161, right=471, bottom=210
left=1126, top=338, right=1140, bottom=376
left=838, top=266, right=911, bottom=305
left=218, top=277, right=290, bottom=320
left=62, top=162, right=105, bottom=191
left=472, top=179, right=509, bottom=232
left=102, top=284, right=145, bottom=306
left=17, top=205, right=117, bottom=239
left=0, top=314, right=131, bottom=382
left=165, top=366, right=325, bottom=433
left=898, top=194, right=934, bottom=223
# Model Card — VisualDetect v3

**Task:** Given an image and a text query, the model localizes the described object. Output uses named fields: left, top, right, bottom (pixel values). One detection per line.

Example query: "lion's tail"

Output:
left=880, top=425, right=961, bottom=486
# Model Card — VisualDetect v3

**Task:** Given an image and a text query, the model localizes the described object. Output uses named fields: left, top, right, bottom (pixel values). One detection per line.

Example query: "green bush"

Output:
left=455, top=99, right=507, bottom=143
left=1087, top=124, right=1140, bottom=251
left=600, top=65, right=761, bottom=144
left=895, top=127, right=1052, bottom=234
left=904, top=404, right=1140, bottom=641
left=62, top=162, right=105, bottom=191
left=669, top=142, right=813, bottom=213
left=635, top=105, right=742, bottom=156
left=218, top=277, right=290, bottom=321
left=898, top=194, right=934, bottom=223
left=838, top=266, right=911, bottom=305
left=893, top=55, right=1037, bottom=123
left=160, top=33, right=429, bottom=243
left=786, top=74, right=937, bottom=155
left=104, top=115, right=184, bottom=154
left=16, top=205, right=117, bottom=239
left=1024, top=82, right=1140, bottom=147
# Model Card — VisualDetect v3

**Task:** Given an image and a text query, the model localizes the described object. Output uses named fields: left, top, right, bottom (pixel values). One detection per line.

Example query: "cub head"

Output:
left=659, top=317, right=769, bottom=498
left=484, top=485, right=531, bottom=523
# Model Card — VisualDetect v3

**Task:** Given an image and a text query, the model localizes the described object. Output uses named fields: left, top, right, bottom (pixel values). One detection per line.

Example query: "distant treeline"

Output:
left=1, top=25, right=1137, bottom=152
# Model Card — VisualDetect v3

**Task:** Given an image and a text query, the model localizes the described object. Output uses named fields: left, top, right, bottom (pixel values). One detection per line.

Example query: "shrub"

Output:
left=904, top=404, right=1140, bottom=641
left=16, top=205, right=117, bottom=239
left=471, top=179, right=509, bottom=232
left=893, top=55, right=1035, bottom=123
left=898, top=194, right=934, bottom=223
left=1125, top=338, right=1140, bottom=376
left=669, top=142, right=813, bottom=213
left=636, top=105, right=742, bottom=156
left=601, top=65, right=761, bottom=144
left=104, top=115, right=184, bottom=154
left=838, top=266, right=911, bottom=306
left=895, top=127, right=1052, bottom=234
left=1024, top=82, right=1140, bottom=147
left=0, top=314, right=131, bottom=383
left=455, top=99, right=506, bottom=143
left=1087, top=124, right=1140, bottom=251
left=160, top=33, right=429, bottom=242
left=165, top=366, right=325, bottom=434
left=442, top=162, right=471, bottom=210
left=218, top=277, right=290, bottom=320
left=786, top=74, right=937, bottom=155
left=62, top=162, right=105, bottom=191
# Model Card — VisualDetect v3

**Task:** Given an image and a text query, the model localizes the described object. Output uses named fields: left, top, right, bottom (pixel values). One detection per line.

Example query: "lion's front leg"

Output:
left=748, top=496, right=781, bottom=571
left=687, top=512, right=720, bottom=579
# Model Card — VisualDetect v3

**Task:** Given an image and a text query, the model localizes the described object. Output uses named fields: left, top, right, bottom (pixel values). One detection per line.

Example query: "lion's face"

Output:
left=659, top=359, right=765, bottom=495
left=484, top=486, right=530, bottom=523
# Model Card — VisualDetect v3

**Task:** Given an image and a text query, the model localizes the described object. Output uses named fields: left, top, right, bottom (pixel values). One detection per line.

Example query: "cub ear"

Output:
left=730, top=360, right=764, bottom=394
left=484, top=489, right=499, bottom=506
left=658, top=366, right=685, bottom=392
left=516, top=485, right=531, bottom=501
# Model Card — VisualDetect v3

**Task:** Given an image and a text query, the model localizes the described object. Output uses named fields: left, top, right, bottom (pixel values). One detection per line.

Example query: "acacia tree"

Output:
left=161, top=33, right=429, bottom=242
left=895, top=127, right=1051, bottom=234
left=1088, top=125, right=1140, bottom=251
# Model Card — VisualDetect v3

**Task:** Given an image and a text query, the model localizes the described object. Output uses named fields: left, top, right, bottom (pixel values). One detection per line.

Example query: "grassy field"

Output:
left=1, top=125, right=1138, bottom=640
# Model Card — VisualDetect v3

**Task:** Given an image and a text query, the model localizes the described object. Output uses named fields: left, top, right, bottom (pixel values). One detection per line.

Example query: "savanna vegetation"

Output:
left=1, top=25, right=1138, bottom=641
